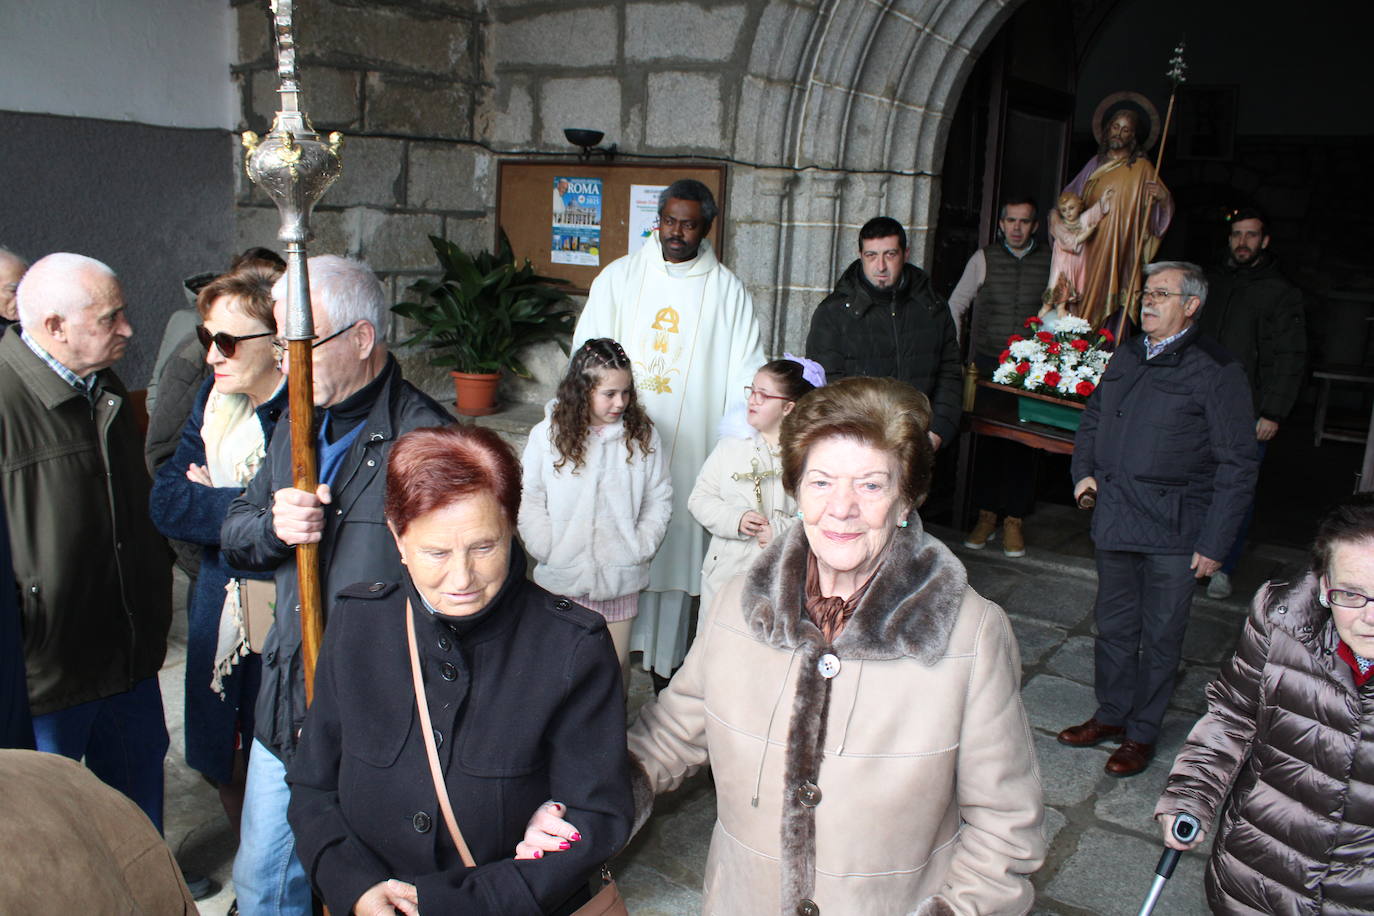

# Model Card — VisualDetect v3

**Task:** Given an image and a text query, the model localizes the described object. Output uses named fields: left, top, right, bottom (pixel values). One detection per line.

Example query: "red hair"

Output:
left=384, top=425, right=521, bottom=535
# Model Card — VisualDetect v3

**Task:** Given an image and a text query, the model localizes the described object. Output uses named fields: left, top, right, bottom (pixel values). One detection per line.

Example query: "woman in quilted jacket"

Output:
left=1156, top=492, right=1374, bottom=913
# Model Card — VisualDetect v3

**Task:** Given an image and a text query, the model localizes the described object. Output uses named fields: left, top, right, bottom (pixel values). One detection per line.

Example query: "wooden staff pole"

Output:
left=284, top=245, right=325, bottom=704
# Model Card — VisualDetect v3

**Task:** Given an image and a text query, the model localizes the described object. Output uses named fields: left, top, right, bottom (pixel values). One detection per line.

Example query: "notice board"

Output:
left=496, top=160, right=727, bottom=294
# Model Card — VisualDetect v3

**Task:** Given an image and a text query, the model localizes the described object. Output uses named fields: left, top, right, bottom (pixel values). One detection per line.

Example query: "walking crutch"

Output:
left=1137, top=812, right=1202, bottom=916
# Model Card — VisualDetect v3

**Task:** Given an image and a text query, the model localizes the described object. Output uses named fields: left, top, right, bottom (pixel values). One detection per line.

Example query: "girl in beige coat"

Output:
left=688, top=358, right=820, bottom=623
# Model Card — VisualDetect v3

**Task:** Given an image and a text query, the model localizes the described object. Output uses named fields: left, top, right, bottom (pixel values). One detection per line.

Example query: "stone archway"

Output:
left=720, top=0, right=1029, bottom=356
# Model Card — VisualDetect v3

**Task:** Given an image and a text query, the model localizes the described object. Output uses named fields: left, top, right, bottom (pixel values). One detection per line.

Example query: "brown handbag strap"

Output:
left=406, top=601, right=478, bottom=868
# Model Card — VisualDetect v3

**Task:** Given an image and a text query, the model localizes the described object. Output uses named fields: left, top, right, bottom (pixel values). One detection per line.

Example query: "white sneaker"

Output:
left=1207, top=571, right=1233, bottom=599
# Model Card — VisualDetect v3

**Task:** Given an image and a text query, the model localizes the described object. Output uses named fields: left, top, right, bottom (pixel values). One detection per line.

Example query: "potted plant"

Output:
left=987, top=314, right=1115, bottom=431
left=394, top=233, right=575, bottom=416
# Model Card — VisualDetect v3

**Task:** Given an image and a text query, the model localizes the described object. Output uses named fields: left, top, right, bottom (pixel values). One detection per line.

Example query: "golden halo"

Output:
left=1091, top=91, right=1161, bottom=151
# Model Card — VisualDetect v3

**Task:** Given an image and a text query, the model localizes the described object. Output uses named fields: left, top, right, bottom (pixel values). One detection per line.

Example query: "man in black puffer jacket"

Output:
left=806, top=217, right=961, bottom=448
left=1057, top=261, right=1258, bottom=779
left=1196, top=208, right=1306, bottom=598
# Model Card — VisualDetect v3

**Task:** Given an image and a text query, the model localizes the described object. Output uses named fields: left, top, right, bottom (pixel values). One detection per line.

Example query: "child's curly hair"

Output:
left=551, top=338, right=655, bottom=471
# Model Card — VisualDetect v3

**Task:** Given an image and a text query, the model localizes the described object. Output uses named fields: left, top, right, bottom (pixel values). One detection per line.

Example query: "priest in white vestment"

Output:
left=573, top=180, right=763, bottom=677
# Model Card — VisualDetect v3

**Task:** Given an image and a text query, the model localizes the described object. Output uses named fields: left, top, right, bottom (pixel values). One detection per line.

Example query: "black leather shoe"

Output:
left=1057, top=717, right=1126, bottom=748
left=1105, top=740, right=1155, bottom=777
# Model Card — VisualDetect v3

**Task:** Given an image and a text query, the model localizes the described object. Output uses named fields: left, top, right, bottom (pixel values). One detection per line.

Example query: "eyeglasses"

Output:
left=745, top=386, right=791, bottom=404
left=1136, top=288, right=1189, bottom=303
left=271, top=321, right=358, bottom=356
left=1327, top=587, right=1374, bottom=609
left=197, top=325, right=273, bottom=358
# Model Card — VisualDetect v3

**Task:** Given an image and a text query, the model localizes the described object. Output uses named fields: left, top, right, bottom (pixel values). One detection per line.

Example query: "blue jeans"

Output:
left=31, top=675, right=168, bottom=833
left=234, top=738, right=311, bottom=916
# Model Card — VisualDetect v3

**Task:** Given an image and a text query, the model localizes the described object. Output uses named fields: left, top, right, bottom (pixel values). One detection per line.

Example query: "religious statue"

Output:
left=1053, top=92, right=1174, bottom=332
left=1041, top=188, right=1113, bottom=329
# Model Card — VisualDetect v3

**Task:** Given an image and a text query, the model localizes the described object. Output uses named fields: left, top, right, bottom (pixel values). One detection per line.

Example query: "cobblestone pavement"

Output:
left=164, top=510, right=1308, bottom=914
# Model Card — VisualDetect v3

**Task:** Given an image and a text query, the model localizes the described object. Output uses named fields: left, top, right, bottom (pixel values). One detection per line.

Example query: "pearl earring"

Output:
left=897, top=519, right=909, bottom=528
left=796, top=509, right=804, bottom=519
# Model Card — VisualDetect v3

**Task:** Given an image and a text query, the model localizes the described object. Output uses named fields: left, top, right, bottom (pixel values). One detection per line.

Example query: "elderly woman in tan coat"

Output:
left=620, top=377, right=1045, bottom=914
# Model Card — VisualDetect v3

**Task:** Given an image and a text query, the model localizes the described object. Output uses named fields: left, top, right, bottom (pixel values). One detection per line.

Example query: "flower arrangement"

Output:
left=991, top=314, right=1114, bottom=402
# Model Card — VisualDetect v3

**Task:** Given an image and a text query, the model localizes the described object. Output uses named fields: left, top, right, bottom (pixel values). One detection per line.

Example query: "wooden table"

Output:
left=952, top=382, right=1079, bottom=529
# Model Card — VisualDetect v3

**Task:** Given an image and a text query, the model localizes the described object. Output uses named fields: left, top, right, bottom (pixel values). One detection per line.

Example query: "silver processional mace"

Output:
left=240, top=0, right=344, bottom=705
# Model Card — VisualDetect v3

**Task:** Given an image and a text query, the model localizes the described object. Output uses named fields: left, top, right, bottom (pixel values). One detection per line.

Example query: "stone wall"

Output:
left=233, top=0, right=1028, bottom=402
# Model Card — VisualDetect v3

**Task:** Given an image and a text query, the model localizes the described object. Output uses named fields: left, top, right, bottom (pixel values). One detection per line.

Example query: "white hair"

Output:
left=272, top=255, right=389, bottom=341
left=16, top=253, right=117, bottom=327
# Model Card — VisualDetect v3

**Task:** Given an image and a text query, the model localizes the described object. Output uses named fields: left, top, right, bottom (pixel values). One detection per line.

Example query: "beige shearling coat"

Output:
left=627, top=522, right=1045, bottom=915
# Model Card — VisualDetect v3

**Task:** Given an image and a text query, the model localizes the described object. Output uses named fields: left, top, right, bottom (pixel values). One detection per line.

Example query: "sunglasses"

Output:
left=197, top=325, right=274, bottom=358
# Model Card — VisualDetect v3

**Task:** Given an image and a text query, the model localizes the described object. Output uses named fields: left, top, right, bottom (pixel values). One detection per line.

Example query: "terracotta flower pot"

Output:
left=451, top=371, right=501, bottom=417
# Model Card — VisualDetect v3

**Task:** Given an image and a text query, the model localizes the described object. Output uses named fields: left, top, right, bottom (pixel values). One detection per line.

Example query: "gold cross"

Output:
left=732, top=458, right=778, bottom=514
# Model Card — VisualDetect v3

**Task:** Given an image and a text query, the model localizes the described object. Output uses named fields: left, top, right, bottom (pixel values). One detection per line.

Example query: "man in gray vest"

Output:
left=948, top=196, right=1052, bottom=556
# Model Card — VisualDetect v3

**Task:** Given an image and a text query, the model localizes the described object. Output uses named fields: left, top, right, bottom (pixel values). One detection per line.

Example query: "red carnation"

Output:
left=1007, top=334, right=1024, bottom=345
left=1024, top=316, right=1042, bottom=328
left=1099, top=327, right=1115, bottom=343
left=1047, top=342, right=1062, bottom=355
left=1070, top=338, right=1090, bottom=352
left=999, top=348, right=1011, bottom=363
left=1076, top=380, right=1095, bottom=397
left=1036, top=331, right=1055, bottom=343
left=1016, top=361, right=1031, bottom=375
left=1044, top=370, right=1062, bottom=387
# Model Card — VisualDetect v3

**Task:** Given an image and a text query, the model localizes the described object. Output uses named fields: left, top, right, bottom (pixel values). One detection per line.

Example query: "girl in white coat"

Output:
left=518, top=338, right=673, bottom=684
left=689, top=356, right=823, bottom=622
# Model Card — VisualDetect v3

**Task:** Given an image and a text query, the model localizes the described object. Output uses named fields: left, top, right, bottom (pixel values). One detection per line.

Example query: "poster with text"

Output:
left=628, top=184, right=669, bottom=256
left=550, top=176, right=602, bottom=266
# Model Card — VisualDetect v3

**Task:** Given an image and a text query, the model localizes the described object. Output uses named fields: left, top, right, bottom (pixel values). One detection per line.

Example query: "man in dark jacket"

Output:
left=0, top=253, right=172, bottom=825
left=1196, top=208, right=1306, bottom=598
left=1058, top=261, right=1258, bottom=778
left=806, top=216, right=961, bottom=448
left=222, top=255, right=451, bottom=916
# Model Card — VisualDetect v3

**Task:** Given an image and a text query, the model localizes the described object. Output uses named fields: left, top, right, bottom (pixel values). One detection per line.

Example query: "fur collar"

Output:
left=741, top=517, right=968, bottom=663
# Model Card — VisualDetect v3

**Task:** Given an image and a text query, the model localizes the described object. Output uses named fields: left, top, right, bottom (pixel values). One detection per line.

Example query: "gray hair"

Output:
left=16, top=253, right=117, bottom=327
left=658, top=179, right=718, bottom=230
left=272, top=255, right=390, bottom=340
left=1144, top=260, right=1208, bottom=306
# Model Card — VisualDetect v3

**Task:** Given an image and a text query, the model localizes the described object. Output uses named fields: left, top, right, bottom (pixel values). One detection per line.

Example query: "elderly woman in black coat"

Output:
left=287, top=424, right=633, bottom=916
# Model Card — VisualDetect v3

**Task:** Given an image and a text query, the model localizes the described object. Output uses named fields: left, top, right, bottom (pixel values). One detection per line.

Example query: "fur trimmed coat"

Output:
left=626, top=522, right=1045, bottom=914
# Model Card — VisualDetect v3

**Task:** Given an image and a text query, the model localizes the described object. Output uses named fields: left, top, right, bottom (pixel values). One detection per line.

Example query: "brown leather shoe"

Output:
left=1057, top=717, right=1126, bottom=747
left=1105, top=740, right=1155, bottom=777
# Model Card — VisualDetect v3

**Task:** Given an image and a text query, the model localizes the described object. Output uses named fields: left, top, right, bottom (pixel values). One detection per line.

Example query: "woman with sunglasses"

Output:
left=150, top=264, right=286, bottom=834
left=1157, top=492, right=1374, bottom=912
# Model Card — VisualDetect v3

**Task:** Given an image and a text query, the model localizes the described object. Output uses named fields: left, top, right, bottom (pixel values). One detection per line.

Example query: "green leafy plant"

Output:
left=393, top=232, right=575, bottom=377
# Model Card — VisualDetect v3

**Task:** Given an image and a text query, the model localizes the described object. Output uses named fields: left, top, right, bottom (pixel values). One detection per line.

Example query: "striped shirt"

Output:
left=1144, top=326, right=1190, bottom=360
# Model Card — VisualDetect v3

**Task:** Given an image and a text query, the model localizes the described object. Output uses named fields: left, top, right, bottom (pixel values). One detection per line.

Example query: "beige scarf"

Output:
left=203, top=389, right=270, bottom=695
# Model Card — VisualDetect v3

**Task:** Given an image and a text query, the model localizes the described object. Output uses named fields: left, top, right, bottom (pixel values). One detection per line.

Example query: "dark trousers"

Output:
left=31, top=676, right=169, bottom=832
left=1091, top=549, right=1196, bottom=745
left=972, top=436, right=1039, bottom=519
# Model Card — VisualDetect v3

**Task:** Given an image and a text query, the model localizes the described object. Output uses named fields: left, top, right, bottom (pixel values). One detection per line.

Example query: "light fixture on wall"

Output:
left=564, top=128, right=617, bottom=161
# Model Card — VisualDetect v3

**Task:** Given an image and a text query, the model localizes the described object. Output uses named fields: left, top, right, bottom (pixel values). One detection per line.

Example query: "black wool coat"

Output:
left=287, top=553, right=633, bottom=915
left=805, top=261, right=963, bottom=444
left=1071, top=326, right=1259, bottom=558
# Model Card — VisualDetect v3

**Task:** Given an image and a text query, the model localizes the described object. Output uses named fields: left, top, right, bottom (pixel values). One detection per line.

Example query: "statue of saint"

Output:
left=1054, top=92, right=1174, bottom=331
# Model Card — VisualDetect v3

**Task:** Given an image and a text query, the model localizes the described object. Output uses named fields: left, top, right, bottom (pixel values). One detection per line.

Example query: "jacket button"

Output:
left=555, top=599, right=571, bottom=610
left=367, top=459, right=376, bottom=467
left=796, top=781, right=822, bottom=807
left=265, top=650, right=276, bottom=664
left=368, top=582, right=385, bottom=592
left=1115, top=410, right=1123, bottom=417
left=412, top=812, right=432, bottom=833
left=437, top=635, right=451, bottom=651
left=797, top=899, right=819, bottom=915
left=433, top=728, right=444, bottom=749
left=441, top=662, right=457, bottom=681
left=28, top=585, right=38, bottom=595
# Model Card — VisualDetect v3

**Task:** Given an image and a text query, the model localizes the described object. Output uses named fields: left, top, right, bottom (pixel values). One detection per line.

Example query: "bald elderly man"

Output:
left=0, top=253, right=172, bottom=829
left=0, top=247, right=27, bottom=332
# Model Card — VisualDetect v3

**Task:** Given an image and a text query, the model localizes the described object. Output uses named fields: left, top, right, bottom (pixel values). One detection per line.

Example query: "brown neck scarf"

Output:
left=804, top=551, right=879, bottom=643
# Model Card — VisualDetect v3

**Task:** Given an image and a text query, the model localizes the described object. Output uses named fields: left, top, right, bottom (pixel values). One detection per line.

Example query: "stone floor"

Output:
left=163, top=509, right=1309, bottom=915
